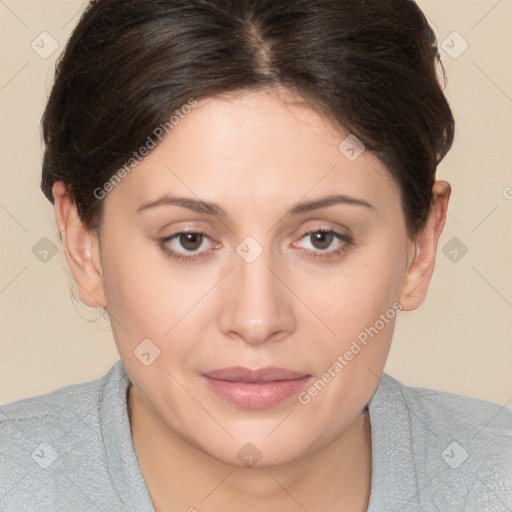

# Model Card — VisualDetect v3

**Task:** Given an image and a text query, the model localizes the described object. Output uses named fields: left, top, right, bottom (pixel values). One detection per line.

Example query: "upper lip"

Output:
left=203, top=367, right=309, bottom=383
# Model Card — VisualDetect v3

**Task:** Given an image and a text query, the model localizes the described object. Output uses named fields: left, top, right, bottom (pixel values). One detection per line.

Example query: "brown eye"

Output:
left=309, top=231, right=334, bottom=250
left=293, top=228, right=354, bottom=262
left=159, top=230, right=215, bottom=262
left=178, top=232, right=204, bottom=251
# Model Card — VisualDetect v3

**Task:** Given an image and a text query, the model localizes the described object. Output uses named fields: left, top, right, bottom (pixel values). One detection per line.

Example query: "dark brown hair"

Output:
left=41, top=0, right=454, bottom=237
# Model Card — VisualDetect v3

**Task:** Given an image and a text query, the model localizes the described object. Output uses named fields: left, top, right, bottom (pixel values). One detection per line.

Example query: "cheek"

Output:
left=317, top=245, right=406, bottom=334
left=299, top=236, right=407, bottom=380
left=100, top=236, right=179, bottom=348
left=101, top=231, right=190, bottom=324
left=100, top=234, right=222, bottom=369
left=293, top=259, right=403, bottom=421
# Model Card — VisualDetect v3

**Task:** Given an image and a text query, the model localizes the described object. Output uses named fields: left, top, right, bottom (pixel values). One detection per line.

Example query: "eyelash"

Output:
left=157, top=228, right=354, bottom=263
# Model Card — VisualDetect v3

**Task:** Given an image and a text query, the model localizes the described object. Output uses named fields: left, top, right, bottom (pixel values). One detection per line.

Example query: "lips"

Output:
left=201, top=366, right=312, bottom=409
left=203, top=366, right=309, bottom=383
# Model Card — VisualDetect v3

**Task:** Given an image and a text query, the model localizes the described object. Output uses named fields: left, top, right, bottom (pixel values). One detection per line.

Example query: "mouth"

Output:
left=201, top=367, right=312, bottom=409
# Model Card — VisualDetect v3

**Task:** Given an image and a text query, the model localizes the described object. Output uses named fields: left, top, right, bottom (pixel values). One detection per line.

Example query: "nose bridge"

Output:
left=218, top=241, right=295, bottom=345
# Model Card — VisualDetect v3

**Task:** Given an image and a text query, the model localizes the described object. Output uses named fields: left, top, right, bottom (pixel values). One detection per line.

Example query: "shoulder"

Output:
left=0, top=361, right=124, bottom=432
left=372, top=373, right=512, bottom=510
left=385, top=373, right=512, bottom=436
left=0, top=361, right=125, bottom=460
left=0, top=361, right=129, bottom=511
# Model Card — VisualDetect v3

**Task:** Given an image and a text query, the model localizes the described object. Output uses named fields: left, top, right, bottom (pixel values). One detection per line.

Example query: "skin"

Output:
left=52, top=87, right=450, bottom=511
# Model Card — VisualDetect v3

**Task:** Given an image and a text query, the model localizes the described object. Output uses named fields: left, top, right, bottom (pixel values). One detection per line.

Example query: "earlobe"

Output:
left=399, top=180, right=451, bottom=311
left=52, top=181, right=106, bottom=308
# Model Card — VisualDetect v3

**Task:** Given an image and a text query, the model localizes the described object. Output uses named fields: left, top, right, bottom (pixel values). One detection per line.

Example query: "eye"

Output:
left=158, top=227, right=353, bottom=263
left=158, top=230, right=216, bottom=262
left=293, top=228, right=354, bottom=260
left=173, top=232, right=207, bottom=251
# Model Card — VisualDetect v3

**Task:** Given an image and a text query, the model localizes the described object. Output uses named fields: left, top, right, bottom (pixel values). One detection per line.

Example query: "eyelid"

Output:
left=158, top=229, right=218, bottom=262
left=158, top=226, right=354, bottom=263
left=292, top=227, right=353, bottom=253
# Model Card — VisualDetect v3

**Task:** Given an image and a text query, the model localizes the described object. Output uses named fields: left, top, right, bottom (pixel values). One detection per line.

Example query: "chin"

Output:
left=194, top=428, right=315, bottom=469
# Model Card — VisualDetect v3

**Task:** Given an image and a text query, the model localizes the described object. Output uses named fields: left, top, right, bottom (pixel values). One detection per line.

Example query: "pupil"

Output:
left=180, top=233, right=202, bottom=251
left=312, top=231, right=332, bottom=250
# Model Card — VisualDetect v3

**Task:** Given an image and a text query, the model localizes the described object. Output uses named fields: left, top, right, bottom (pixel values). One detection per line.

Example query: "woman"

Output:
left=1, top=0, right=510, bottom=510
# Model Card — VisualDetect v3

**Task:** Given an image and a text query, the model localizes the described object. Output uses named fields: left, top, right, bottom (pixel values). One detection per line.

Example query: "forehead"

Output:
left=103, top=88, right=400, bottom=217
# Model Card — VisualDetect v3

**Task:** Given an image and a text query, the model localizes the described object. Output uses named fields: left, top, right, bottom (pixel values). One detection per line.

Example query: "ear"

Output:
left=399, top=180, right=451, bottom=311
left=52, top=181, right=106, bottom=308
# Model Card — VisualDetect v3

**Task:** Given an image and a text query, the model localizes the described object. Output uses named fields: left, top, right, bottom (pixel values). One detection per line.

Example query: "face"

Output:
left=93, top=88, right=414, bottom=466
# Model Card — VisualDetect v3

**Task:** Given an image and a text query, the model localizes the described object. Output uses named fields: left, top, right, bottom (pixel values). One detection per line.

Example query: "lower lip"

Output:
left=202, top=375, right=312, bottom=409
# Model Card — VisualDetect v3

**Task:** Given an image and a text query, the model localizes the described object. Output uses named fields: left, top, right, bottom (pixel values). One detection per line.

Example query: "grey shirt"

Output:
left=1, top=361, right=511, bottom=511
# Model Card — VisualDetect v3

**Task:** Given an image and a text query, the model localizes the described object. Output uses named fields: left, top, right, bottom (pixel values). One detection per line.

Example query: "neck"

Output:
left=128, top=386, right=372, bottom=512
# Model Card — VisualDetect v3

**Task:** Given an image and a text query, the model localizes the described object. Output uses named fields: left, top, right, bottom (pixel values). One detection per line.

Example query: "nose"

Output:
left=217, top=247, right=296, bottom=346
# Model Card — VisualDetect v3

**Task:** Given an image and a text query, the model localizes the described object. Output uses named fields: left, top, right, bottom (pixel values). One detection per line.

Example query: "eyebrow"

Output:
left=136, top=193, right=374, bottom=216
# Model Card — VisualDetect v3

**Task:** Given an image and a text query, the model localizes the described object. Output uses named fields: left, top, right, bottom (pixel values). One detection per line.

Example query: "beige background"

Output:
left=0, top=0, right=511, bottom=407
